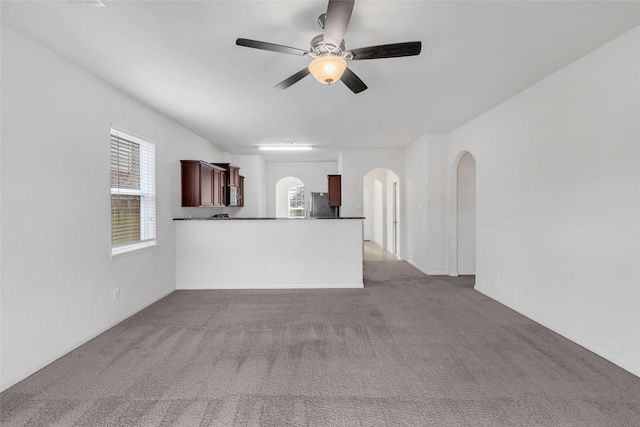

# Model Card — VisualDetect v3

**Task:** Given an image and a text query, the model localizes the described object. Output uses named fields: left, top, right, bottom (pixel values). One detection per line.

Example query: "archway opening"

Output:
left=275, top=176, right=305, bottom=218
left=363, top=168, right=400, bottom=260
left=457, top=153, right=476, bottom=274
left=449, top=152, right=476, bottom=277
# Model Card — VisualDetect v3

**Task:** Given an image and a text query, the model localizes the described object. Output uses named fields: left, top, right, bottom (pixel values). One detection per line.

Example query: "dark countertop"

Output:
left=173, top=217, right=365, bottom=221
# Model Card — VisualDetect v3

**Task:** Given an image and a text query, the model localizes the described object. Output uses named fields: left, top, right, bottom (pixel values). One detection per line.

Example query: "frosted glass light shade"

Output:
left=308, top=56, right=347, bottom=85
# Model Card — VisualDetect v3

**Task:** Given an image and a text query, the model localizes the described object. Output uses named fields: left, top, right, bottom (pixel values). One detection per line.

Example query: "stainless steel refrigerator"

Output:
left=308, top=192, right=338, bottom=217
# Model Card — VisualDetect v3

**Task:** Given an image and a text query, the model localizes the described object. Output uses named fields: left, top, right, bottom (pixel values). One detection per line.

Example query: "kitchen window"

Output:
left=288, top=185, right=305, bottom=218
left=110, top=128, right=156, bottom=258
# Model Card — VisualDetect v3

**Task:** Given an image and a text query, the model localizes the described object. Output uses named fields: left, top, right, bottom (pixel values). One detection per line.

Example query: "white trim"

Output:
left=110, top=187, right=141, bottom=196
left=177, top=282, right=364, bottom=290
left=111, top=242, right=159, bottom=260
left=407, top=260, right=448, bottom=276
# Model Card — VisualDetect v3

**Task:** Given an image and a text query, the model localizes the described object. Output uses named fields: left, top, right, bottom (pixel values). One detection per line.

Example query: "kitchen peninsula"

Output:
left=174, top=217, right=364, bottom=289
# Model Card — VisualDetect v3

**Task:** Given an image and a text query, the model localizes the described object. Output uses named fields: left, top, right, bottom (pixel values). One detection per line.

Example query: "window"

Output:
left=288, top=185, right=305, bottom=218
left=110, top=129, right=156, bottom=257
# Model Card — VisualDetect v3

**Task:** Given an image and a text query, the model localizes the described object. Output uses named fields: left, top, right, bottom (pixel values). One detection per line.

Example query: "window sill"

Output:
left=111, top=242, right=159, bottom=260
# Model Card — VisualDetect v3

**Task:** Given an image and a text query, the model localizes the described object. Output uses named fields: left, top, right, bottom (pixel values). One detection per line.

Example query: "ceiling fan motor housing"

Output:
left=310, top=34, right=347, bottom=58
left=235, top=0, right=420, bottom=93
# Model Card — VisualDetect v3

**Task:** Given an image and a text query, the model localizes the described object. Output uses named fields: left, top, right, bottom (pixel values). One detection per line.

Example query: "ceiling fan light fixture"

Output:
left=308, top=56, right=347, bottom=85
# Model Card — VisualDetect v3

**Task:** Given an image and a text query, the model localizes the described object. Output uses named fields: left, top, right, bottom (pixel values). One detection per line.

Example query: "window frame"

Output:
left=110, top=128, right=158, bottom=259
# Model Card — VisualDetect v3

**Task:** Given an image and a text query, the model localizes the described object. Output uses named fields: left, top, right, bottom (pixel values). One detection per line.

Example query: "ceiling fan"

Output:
left=236, top=0, right=421, bottom=94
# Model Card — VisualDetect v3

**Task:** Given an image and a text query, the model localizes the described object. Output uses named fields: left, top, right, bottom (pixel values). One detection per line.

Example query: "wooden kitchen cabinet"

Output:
left=239, top=175, right=245, bottom=207
left=328, top=174, right=342, bottom=207
left=199, top=162, right=214, bottom=206
left=214, top=163, right=241, bottom=206
left=213, top=168, right=226, bottom=207
left=214, top=163, right=240, bottom=187
left=180, top=160, right=226, bottom=207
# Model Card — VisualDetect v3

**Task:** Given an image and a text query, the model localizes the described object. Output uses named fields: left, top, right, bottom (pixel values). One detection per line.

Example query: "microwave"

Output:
left=228, top=185, right=239, bottom=206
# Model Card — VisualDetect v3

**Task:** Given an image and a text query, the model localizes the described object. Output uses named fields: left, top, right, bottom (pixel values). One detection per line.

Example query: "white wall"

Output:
left=373, top=179, right=384, bottom=246
left=363, top=169, right=386, bottom=247
left=366, top=174, right=385, bottom=247
left=362, top=188, right=371, bottom=240
left=363, top=168, right=401, bottom=251
left=339, top=149, right=404, bottom=257
left=446, top=27, right=640, bottom=376
left=175, top=219, right=363, bottom=289
left=404, top=134, right=449, bottom=274
left=339, top=149, right=404, bottom=217
left=457, top=153, right=476, bottom=274
left=338, top=149, right=404, bottom=257
left=385, top=172, right=400, bottom=255
left=0, top=25, right=231, bottom=391
left=266, top=162, right=338, bottom=217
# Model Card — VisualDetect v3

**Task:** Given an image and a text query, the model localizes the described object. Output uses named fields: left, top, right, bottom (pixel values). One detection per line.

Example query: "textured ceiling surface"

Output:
left=2, top=1, right=639, bottom=161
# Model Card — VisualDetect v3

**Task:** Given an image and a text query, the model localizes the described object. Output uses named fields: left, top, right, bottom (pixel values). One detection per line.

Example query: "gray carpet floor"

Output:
left=2, top=261, right=640, bottom=426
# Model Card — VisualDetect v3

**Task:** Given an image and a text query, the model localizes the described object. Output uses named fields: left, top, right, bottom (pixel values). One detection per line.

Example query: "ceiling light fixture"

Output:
left=308, top=56, right=347, bottom=85
left=259, top=146, right=313, bottom=152
left=68, top=0, right=106, bottom=7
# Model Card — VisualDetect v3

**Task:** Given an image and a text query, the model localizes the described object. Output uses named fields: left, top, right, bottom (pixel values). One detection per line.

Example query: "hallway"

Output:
left=364, top=241, right=398, bottom=261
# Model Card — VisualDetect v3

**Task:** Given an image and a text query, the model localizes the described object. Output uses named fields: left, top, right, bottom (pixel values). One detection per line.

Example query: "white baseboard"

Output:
left=177, top=283, right=365, bottom=290
left=406, top=260, right=448, bottom=276
left=1, top=287, right=176, bottom=392
left=475, top=285, right=640, bottom=379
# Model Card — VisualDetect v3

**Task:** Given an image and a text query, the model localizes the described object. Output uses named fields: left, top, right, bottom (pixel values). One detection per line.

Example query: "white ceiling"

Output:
left=2, top=1, right=639, bottom=161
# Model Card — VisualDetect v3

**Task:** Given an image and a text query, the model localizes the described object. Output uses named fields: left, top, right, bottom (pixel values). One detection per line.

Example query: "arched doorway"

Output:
left=363, top=168, right=400, bottom=260
left=449, top=152, right=476, bottom=276
left=275, top=176, right=305, bottom=218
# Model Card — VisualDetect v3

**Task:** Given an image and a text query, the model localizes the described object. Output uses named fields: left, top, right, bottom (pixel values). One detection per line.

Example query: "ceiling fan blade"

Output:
left=341, top=67, right=367, bottom=93
left=323, top=0, right=354, bottom=47
left=350, top=41, right=422, bottom=60
left=236, top=38, right=307, bottom=56
left=274, top=68, right=311, bottom=90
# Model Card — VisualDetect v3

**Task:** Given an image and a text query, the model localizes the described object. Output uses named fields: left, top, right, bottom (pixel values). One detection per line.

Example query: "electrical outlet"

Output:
left=113, top=288, right=120, bottom=301
left=268, top=263, right=275, bottom=272
left=495, top=271, right=500, bottom=281
left=417, top=202, right=422, bottom=209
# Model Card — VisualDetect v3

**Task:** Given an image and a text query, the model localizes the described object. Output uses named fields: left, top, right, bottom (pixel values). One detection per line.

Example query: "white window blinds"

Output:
left=110, top=129, right=156, bottom=256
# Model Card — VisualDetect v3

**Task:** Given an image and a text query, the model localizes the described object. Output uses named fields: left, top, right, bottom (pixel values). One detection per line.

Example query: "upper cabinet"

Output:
left=180, top=160, right=226, bottom=207
left=181, top=161, right=244, bottom=207
left=328, top=174, right=342, bottom=207
left=214, top=163, right=240, bottom=187
left=213, top=167, right=226, bottom=207
left=238, top=175, right=245, bottom=207
left=214, top=163, right=242, bottom=206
